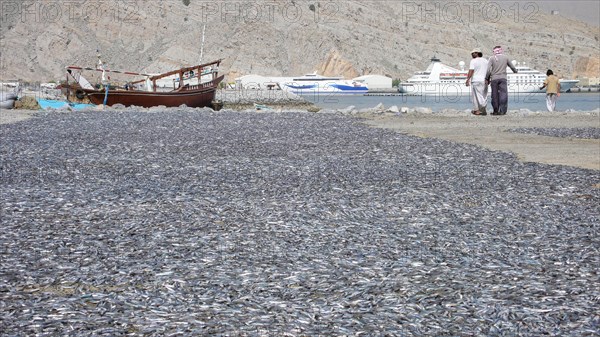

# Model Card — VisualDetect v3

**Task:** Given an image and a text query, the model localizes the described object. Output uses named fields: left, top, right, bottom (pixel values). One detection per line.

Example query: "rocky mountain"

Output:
left=1, top=0, right=598, bottom=83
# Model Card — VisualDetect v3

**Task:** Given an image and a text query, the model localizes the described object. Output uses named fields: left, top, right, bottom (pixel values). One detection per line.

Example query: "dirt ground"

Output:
left=363, top=112, right=600, bottom=171
left=0, top=110, right=37, bottom=125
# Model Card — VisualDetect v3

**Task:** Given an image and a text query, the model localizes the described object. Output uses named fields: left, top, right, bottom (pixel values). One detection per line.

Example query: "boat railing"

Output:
left=181, top=82, right=212, bottom=91
left=177, top=75, right=223, bottom=92
left=172, top=69, right=220, bottom=82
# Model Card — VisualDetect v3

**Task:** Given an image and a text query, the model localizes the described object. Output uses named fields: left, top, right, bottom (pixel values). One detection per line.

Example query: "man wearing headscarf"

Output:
left=466, top=48, right=488, bottom=115
left=485, top=46, right=518, bottom=115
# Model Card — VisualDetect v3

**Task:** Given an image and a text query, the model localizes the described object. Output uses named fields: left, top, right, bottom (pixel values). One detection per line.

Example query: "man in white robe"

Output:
left=466, top=48, right=489, bottom=115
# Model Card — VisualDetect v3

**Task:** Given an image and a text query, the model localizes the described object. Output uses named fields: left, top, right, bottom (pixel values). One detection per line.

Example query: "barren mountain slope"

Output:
left=1, top=0, right=598, bottom=82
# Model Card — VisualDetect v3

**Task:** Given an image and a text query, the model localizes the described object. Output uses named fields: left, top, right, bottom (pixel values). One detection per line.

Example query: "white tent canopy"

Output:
left=352, top=75, right=392, bottom=89
left=235, top=75, right=278, bottom=89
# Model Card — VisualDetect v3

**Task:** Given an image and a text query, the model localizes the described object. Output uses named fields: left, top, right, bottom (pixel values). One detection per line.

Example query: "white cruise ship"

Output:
left=398, top=57, right=579, bottom=96
left=275, top=72, right=368, bottom=95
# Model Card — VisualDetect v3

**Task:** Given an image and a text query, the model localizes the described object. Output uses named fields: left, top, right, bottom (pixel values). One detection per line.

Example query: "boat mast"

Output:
left=199, top=24, right=206, bottom=64
left=96, top=49, right=110, bottom=104
left=97, top=49, right=107, bottom=83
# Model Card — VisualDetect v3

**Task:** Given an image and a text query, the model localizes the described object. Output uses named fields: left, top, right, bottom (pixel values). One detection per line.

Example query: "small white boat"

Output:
left=399, top=57, right=579, bottom=96
left=276, top=72, right=368, bottom=95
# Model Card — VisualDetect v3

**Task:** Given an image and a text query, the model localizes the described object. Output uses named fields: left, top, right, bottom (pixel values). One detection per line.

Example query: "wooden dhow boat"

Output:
left=65, top=58, right=224, bottom=109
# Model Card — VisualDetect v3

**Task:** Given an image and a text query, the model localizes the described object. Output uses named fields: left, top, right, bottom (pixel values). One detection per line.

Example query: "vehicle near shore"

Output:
left=0, top=83, right=20, bottom=109
left=399, top=57, right=579, bottom=96
left=0, top=92, right=17, bottom=109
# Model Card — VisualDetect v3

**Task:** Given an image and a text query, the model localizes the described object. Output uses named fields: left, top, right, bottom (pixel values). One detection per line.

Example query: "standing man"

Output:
left=485, top=46, right=518, bottom=115
left=466, top=48, right=489, bottom=116
left=540, top=69, right=561, bottom=112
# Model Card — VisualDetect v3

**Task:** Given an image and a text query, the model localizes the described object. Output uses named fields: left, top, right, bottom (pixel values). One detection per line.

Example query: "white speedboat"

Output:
left=276, top=72, right=368, bottom=95
left=399, top=57, right=579, bottom=96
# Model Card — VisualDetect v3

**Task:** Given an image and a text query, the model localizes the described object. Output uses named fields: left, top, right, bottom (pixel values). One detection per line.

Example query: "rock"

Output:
left=415, top=107, right=433, bottom=114
left=307, top=106, right=321, bottom=113
left=210, top=100, right=223, bottom=111
left=400, top=107, right=410, bottom=113
left=149, top=105, right=167, bottom=112
left=387, top=105, right=400, bottom=113
left=216, top=89, right=308, bottom=107
left=374, top=103, right=385, bottom=111
left=339, top=105, right=356, bottom=114
left=14, top=96, right=40, bottom=110
left=358, top=107, right=376, bottom=114
left=111, top=103, right=126, bottom=109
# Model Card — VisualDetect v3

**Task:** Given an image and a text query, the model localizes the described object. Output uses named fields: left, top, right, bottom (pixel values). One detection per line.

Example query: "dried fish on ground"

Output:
left=1, top=109, right=598, bottom=335
left=508, top=127, right=600, bottom=139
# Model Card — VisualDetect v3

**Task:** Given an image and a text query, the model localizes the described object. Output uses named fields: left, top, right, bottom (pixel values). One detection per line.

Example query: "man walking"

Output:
left=540, top=69, right=561, bottom=111
left=485, top=46, right=518, bottom=115
left=466, top=48, right=488, bottom=115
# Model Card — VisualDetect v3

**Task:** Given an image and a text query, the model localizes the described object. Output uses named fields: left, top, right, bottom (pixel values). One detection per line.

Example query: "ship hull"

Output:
left=83, top=76, right=224, bottom=108
left=399, top=80, right=579, bottom=96
left=280, top=81, right=368, bottom=95
left=400, top=57, right=579, bottom=96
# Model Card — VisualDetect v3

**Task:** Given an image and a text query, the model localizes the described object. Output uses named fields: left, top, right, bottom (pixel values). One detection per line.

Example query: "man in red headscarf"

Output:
left=485, top=46, right=518, bottom=115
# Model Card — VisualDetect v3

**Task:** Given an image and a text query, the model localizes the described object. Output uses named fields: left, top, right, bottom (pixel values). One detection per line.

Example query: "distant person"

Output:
left=540, top=69, right=561, bottom=112
left=466, top=48, right=489, bottom=115
left=485, top=46, right=518, bottom=115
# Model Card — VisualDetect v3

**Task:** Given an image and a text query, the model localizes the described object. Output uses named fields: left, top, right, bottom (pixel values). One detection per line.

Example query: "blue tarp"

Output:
left=37, top=99, right=95, bottom=110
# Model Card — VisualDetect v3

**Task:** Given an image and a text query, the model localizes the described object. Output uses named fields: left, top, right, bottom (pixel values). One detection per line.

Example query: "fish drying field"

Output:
left=1, top=109, right=599, bottom=336
left=507, top=127, right=600, bottom=140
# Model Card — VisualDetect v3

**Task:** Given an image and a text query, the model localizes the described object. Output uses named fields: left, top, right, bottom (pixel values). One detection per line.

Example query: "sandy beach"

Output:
left=363, top=112, right=600, bottom=171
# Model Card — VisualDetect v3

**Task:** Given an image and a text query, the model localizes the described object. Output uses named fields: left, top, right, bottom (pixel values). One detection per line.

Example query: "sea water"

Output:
left=304, top=92, right=600, bottom=112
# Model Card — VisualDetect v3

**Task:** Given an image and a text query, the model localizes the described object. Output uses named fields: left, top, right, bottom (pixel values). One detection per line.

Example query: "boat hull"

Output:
left=286, top=88, right=368, bottom=95
left=400, top=57, right=579, bottom=96
left=280, top=81, right=368, bottom=95
left=83, top=76, right=223, bottom=108
left=399, top=79, right=579, bottom=96
left=281, top=85, right=368, bottom=95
